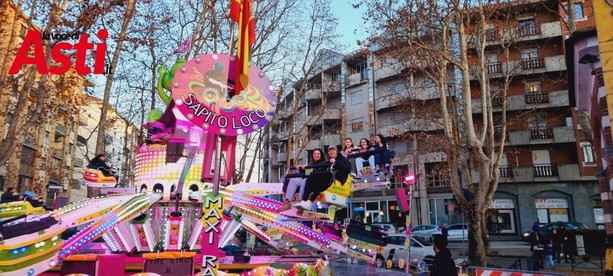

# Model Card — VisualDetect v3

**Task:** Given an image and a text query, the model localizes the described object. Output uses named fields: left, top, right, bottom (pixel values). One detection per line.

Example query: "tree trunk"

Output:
left=466, top=206, right=488, bottom=266
left=95, top=0, right=137, bottom=154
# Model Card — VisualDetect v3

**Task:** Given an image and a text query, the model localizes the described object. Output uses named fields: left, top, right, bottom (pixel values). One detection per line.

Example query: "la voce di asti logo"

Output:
left=9, top=29, right=111, bottom=75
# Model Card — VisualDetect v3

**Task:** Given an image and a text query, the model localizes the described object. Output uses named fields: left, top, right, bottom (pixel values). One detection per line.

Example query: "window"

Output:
left=19, top=23, right=27, bottom=39
left=581, top=142, right=596, bottom=165
left=279, top=142, right=286, bottom=153
left=425, top=162, right=449, bottom=187
left=20, top=146, right=36, bottom=164
left=486, top=53, right=501, bottom=74
left=525, top=81, right=542, bottom=93
left=351, top=121, right=364, bottom=132
left=529, top=114, right=547, bottom=130
left=518, top=18, right=537, bottom=36
left=521, top=48, right=543, bottom=69
left=522, top=48, right=539, bottom=60
left=565, top=2, right=585, bottom=20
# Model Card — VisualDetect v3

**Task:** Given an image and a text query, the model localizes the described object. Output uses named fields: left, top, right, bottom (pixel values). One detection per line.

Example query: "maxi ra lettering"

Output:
left=8, top=30, right=108, bottom=75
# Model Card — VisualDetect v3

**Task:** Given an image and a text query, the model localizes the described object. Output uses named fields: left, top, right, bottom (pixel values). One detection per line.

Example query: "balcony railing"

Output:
left=530, top=128, right=552, bottom=140
left=518, top=25, right=540, bottom=37
left=521, top=58, right=545, bottom=70
left=533, top=163, right=557, bottom=177
left=525, top=92, right=548, bottom=104
left=499, top=166, right=513, bottom=178
left=487, top=63, right=502, bottom=74
left=486, top=29, right=498, bottom=41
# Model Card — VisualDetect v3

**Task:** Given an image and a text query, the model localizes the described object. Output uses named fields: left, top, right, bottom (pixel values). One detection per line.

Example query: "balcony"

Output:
left=78, top=114, right=88, bottom=126
left=325, top=81, right=341, bottom=92
left=521, top=58, right=544, bottom=70
left=305, top=139, right=321, bottom=151
left=472, top=90, right=569, bottom=113
left=374, top=61, right=406, bottom=81
left=53, top=149, right=63, bottom=159
left=471, top=22, right=562, bottom=47
left=322, top=108, right=341, bottom=122
left=346, top=73, right=365, bottom=87
left=278, top=152, right=287, bottom=163
left=486, top=29, right=498, bottom=41
left=553, top=126, right=576, bottom=143
left=305, top=87, right=322, bottom=101
left=487, top=63, right=502, bottom=74
left=278, top=130, right=289, bottom=141
left=518, top=25, right=540, bottom=37
left=323, top=134, right=341, bottom=146
left=533, top=163, right=557, bottom=177
left=499, top=166, right=513, bottom=178
left=529, top=128, right=552, bottom=140
left=379, top=118, right=444, bottom=137
left=492, top=96, right=503, bottom=107
left=276, top=109, right=292, bottom=120
left=525, top=92, right=548, bottom=104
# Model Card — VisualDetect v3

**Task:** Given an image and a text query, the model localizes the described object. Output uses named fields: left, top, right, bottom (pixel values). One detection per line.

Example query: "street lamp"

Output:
left=395, top=174, right=416, bottom=274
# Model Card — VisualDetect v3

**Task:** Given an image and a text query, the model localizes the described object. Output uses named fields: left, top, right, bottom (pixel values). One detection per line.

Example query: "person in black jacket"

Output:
left=87, top=154, right=113, bottom=177
left=297, top=145, right=351, bottom=212
left=0, top=187, right=20, bottom=203
left=430, top=234, right=456, bottom=276
left=278, top=149, right=327, bottom=211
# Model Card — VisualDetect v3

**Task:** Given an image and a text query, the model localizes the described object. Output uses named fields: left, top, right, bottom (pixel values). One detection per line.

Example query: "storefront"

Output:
left=348, top=199, right=404, bottom=226
left=535, top=198, right=570, bottom=223
left=486, top=199, right=517, bottom=234
left=428, top=198, right=463, bottom=227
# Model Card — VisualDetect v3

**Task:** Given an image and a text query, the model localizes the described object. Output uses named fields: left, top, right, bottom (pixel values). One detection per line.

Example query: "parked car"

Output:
left=429, top=223, right=468, bottom=241
left=522, top=222, right=589, bottom=242
left=373, top=223, right=397, bottom=234
left=411, top=224, right=440, bottom=241
left=375, top=234, right=435, bottom=269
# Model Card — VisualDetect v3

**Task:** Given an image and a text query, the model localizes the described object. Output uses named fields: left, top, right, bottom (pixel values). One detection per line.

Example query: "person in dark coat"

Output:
left=430, top=234, right=456, bottom=276
left=559, top=224, right=573, bottom=263
left=529, top=222, right=544, bottom=270
left=87, top=154, right=113, bottom=176
left=297, top=145, right=351, bottom=212
left=551, top=229, right=563, bottom=263
left=0, top=187, right=20, bottom=203
left=278, top=149, right=327, bottom=211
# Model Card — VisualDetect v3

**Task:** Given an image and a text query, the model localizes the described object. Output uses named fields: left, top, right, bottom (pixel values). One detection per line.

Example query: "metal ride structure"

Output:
left=0, top=51, right=398, bottom=276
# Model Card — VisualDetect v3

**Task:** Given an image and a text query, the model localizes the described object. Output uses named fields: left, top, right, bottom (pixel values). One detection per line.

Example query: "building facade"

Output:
left=264, top=0, right=602, bottom=235
left=0, top=1, right=86, bottom=206
left=70, top=95, right=140, bottom=203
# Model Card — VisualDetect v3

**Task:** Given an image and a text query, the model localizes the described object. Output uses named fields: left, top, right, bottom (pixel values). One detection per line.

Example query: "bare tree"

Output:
left=363, top=0, right=544, bottom=265
left=95, top=0, right=137, bottom=154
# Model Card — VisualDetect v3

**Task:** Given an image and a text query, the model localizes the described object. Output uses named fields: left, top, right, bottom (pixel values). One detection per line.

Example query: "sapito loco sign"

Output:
left=172, top=54, right=276, bottom=136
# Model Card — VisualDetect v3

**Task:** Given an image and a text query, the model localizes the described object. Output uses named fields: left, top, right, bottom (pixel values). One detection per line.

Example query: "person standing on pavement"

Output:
left=529, top=222, right=544, bottom=270
left=559, top=224, right=572, bottom=263
left=441, top=224, right=448, bottom=238
left=551, top=229, right=563, bottom=263
left=430, top=234, right=456, bottom=276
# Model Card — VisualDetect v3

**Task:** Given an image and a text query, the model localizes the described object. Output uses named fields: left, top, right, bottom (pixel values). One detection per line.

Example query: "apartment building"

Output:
left=70, top=95, right=140, bottom=203
left=466, top=0, right=600, bottom=233
left=0, top=1, right=86, bottom=206
left=264, top=0, right=602, bottom=234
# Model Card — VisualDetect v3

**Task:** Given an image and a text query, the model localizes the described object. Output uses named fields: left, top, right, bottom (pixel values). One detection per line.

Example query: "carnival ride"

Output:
left=0, top=54, right=399, bottom=276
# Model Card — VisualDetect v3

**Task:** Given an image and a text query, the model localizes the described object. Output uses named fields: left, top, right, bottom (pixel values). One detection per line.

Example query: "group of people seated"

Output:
left=342, top=134, right=393, bottom=178
left=279, top=134, right=394, bottom=214
left=0, top=187, right=44, bottom=208
left=279, top=145, right=351, bottom=214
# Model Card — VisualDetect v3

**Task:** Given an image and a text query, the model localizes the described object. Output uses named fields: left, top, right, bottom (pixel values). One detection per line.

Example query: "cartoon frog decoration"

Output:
left=146, top=57, right=186, bottom=123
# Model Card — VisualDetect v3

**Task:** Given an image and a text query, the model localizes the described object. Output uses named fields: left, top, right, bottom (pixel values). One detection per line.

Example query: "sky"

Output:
left=330, top=0, right=369, bottom=53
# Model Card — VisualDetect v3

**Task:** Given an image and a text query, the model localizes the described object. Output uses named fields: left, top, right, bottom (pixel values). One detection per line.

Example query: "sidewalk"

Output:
left=450, top=246, right=605, bottom=275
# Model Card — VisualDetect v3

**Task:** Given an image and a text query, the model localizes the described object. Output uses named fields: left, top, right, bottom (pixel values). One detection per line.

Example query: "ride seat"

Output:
left=83, top=168, right=117, bottom=188
left=317, top=175, right=353, bottom=207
